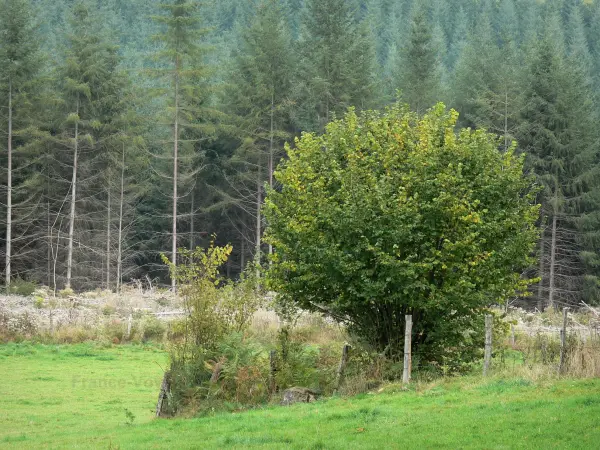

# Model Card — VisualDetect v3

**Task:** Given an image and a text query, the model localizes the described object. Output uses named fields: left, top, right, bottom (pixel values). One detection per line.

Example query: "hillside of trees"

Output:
left=2, top=0, right=600, bottom=310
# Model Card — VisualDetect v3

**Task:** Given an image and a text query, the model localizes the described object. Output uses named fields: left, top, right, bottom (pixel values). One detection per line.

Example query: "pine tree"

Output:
left=519, top=14, right=600, bottom=309
left=295, top=0, right=377, bottom=132
left=48, top=1, right=129, bottom=290
left=451, top=12, right=501, bottom=127
left=0, top=0, right=45, bottom=287
left=446, top=5, right=468, bottom=70
left=451, top=6, right=523, bottom=150
left=395, top=3, right=444, bottom=114
left=149, top=0, right=213, bottom=291
left=224, top=0, right=295, bottom=271
left=495, top=0, right=519, bottom=47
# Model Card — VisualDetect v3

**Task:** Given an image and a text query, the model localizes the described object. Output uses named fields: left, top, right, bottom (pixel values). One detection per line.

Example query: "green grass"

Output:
left=1, top=343, right=600, bottom=449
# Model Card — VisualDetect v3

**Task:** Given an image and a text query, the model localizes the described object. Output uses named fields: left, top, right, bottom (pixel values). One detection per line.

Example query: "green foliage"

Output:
left=33, top=296, right=45, bottom=309
left=162, top=240, right=268, bottom=413
left=264, top=103, right=540, bottom=367
left=7, top=278, right=37, bottom=296
left=295, top=0, right=377, bottom=132
left=123, top=408, right=135, bottom=426
left=141, top=316, right=166, bottom=342
left=101, top=304, right=117, bottom=316
left=104, top=320, right=126, bottom=343
left=58, top=288, right=74, bottom=298
left=396, top=4, right=445, bottom=113
left=162, top=240, right=233, bottom=354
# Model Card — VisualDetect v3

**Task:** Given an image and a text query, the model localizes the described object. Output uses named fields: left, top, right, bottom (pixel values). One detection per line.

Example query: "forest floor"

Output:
left=1, top=343, right=599, bottom=449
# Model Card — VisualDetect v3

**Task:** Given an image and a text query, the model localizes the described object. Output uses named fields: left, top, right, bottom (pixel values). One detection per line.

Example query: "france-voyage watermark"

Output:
left=71, top=375, right=158, bottom=389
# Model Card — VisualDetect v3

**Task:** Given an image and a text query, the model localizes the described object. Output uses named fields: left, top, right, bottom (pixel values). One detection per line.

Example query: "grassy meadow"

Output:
left=1, top=343, right=600, bottom=449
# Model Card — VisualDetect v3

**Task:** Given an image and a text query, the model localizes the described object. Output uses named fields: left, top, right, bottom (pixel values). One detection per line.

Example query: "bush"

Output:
left=101, top=304, right=117, bottom=316
left=142, top=316, right=166, bottom=342
left=58, top=287, right=74, bottom=298
left=53, top=326, right=98, bottom=344
left=8, top=278, right=37, bottom=296
left=33, top=296, right=45, bottom=309
left=264, top=103, right=540, bottom=368
left=103, top=320, right=126, bottom=343
left=0, top=308, right=38, bottom=342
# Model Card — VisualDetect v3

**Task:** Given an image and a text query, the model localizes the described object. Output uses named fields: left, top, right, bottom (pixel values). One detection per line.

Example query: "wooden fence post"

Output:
left=403, top=315, right=413, bottom=384
left=269, top=350, right=277, bottom=395
left=334, top=344, right=351, bottom=394
left=126, top=314, right=133, bottom=340
left=510, top=324, right=515, bottom=348
left=483, top=314, right=493, bottom=376
left=155, top=371, right=170, bottom=417
left=559, top=307, right=569, bottom=374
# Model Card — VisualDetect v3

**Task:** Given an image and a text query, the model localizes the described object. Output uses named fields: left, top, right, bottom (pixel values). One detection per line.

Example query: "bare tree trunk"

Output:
left=504, top=90, right=509, bottom=152
left=548, top=209, right=558, bottom=311
left=189, top=189, right=194, bottom=250
left=537, top=234, right=545, bottom=311
left=268, top=91, right=274, bottom=259
left=255, top=162, right=261, bottom=283
left=5, top=80, right=12, bottom=287
left=106, top=171, right=111, bottom=290
left=66, top=99, right=79, bottom=290
left=47, top=199, right=51, bottom=287
left=240, top=238, right=245, bottom=272
left=172, top=64, right=179, bottom=293
left=117, top=144, right=125, bottom=293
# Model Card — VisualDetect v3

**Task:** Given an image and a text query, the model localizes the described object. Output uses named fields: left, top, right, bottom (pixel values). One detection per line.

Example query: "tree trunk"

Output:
left=106, top=171, right=111, bottom=290
left=240, top=238, right=245, bottom=272
left=268, top=91, right=274, bottom=259
left=548, top=208, right=558, bottom=310
left=5, top=80, right=12, bottom=287
left=172, top=61, right=179, bottom=293
left=189, top=189, right=194, bottom=250
left=117, top=143, right=125, bottom=293
left=504, top=90, right=509, bottom=152
left=537, top=234, right=545, bottom=311
left=66, top=99, right=79, bottom=290
left=255, top=162, right=261, bottom=283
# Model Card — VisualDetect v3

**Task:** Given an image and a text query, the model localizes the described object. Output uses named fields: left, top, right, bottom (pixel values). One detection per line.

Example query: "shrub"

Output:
left=101, top=304, right=116, bottom=316
left=58, top=287, right=74, bottom=298
left=0, top=308, right=38, bottom=341
left=104, top=320, right=126, bottom=343
left=264, top=103, right=540, bottom=367
left=53, top=326, right=98, bottom=344
left=8, top=278, right=37, bottom=296
left=142, top=316, right=166, bottom=342
left=33, top=296, right=45, bottom=309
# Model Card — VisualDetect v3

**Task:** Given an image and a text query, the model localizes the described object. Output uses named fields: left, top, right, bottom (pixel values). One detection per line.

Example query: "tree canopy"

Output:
left=264, top=104, right=540, bottom=365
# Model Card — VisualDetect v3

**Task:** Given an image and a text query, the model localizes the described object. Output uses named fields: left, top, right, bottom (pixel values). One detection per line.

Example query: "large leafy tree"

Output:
left=265, top=104, right=539, bottom=366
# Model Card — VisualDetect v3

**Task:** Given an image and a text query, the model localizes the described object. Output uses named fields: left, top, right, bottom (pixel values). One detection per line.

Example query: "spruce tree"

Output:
left=224, top=0, right=294, bottom=270
left=519, top=14, right=600, bottom=308
left=451, top=8, right=522, bottom=150
left=295, top=0, right=377, bottom=132
left=49, top=1, right=129, bottom=290
left=150, top=0, right=213, bottom=290
left=396, top=3, right=443, bottom=114
left=0, top=0, right=45, bottom=287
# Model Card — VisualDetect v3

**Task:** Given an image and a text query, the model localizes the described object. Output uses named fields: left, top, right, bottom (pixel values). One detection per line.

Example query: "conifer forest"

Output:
left=2, top=0, right=600, bottom=311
